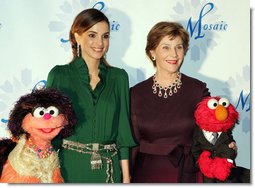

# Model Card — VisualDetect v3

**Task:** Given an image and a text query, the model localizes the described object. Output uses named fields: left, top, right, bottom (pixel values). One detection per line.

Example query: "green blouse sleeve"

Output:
left=46, top=66, right=59, bottom=88
left=116, top=69, right=136, bottom=160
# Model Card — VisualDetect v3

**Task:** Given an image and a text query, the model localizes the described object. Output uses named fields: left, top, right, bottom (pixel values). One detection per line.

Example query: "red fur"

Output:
left=198, top=151, right=234, bottom=181
left=198, top=151, right=214, bottom=179
left=194, top=96, right=239, bottom=181
left=213, top=157, right=234, bottom=181
left=195, top=96, right=239, bottom=132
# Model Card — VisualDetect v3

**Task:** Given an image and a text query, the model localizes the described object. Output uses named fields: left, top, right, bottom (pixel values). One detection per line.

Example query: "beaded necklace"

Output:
left=28, top=138, right=54, bottom=159
left=152, top=72, right=182, bottom=98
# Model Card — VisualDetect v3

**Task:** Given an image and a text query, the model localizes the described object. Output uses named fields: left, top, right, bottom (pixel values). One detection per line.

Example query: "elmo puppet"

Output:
left=192, top=96, right=250, bottom=183
left=0, top=88, right=76, bottom=183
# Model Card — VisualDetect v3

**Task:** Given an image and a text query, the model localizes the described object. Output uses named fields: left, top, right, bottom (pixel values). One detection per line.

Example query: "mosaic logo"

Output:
left=228, top=65, right=250, bottom=133
left=235, top=91, right=250, bottom=133
left=48, top=0, right=120, bottom=50
left=187, top=3, right=228, bottom=40
left=171, top=1, right=228, bottom=62
left=236, top=91, right=250, bottom=112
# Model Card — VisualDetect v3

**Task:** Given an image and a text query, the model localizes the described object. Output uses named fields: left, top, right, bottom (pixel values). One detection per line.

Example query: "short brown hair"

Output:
left=145, top=22, right=189, bottom=66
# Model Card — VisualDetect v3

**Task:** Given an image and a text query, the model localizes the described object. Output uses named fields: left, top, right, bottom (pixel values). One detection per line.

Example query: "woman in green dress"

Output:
left=46, top=8, right=136, bottom=183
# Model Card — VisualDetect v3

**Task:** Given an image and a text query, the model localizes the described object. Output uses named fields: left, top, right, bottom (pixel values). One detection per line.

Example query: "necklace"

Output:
left=28, top=138, right=54, bottom=159
left=152, top=72, right=182, bottom=98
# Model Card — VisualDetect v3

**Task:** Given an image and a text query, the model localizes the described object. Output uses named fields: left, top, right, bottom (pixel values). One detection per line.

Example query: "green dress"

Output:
left=46, top=57, right=136, bottom=183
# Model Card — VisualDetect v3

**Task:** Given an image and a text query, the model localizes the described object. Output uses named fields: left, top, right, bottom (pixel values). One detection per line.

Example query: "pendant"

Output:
left=90, top=143, right=102, bottom=170
left=90, top=152, right=102, bottom=170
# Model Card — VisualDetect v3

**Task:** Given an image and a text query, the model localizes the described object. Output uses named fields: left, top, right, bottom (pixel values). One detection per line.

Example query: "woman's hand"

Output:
left=122, top=175, right=131, bottom=183
left=228, top=141, right=238, bottom=152
left=120, top=160, right=130, bottom=183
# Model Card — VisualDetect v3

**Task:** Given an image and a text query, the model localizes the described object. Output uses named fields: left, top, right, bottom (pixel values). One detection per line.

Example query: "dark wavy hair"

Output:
left=7, top=88, right=77, bottom=139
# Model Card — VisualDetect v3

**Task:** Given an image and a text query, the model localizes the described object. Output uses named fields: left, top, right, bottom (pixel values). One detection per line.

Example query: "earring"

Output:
left=77, top=43, right=80, bottom=57
left=152, top=56, right=156, bottom=61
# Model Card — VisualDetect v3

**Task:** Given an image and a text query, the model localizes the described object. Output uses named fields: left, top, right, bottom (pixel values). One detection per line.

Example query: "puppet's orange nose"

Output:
left=215, top=105, right=228, bottom=121
left=43, top=113, right=51, bottom=120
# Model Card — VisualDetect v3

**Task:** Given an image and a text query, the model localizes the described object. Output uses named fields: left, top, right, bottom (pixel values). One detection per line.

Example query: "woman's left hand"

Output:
left=120, top=159, right=131, bottom=183
left=228, top=141, right=238, bottom=152
left=122, top=176, right=131, bottom=183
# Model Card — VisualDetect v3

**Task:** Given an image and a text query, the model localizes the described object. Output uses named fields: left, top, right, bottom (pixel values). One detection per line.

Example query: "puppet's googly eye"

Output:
left=219, top=98, right=230, bottom=108
left=46, top=106, right=59, bottom=117
left=33, top=107, right=45, bottom=118
left=207, top=99, right=218, bottom=109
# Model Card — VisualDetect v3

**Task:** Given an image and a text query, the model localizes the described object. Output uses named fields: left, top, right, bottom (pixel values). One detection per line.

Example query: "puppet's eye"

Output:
left=46, top=106, right=59, bottom=117
left=33, top=107, right=45, bottom=118
left=219, top=98, right=230, bottom=107
left=207, top=98, right=218, bottom=109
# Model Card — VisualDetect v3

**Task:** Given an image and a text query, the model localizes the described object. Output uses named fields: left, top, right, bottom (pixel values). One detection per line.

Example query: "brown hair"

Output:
left=69, top=8, right=110, bottom=65
left=145, top=22, right=189, bottom=66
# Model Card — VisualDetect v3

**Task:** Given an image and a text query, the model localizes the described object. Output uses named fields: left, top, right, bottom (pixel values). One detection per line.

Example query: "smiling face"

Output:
left=150, top=36, right=185, bottom=75
left=75, top=21, right=110, bottom=62
left=22, top=106, right=66, bottom=143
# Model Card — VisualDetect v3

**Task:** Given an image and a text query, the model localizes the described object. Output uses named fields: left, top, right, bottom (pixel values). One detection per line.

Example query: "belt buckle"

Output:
left=92, top=143, right=99, bottom=151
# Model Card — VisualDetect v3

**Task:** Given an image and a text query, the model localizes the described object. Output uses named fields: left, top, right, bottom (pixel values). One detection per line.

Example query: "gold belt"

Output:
left=62, top=139, right=117, bottom=183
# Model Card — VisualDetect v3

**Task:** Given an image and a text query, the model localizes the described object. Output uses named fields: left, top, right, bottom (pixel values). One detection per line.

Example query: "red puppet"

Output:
left=0, top=88, right=76, bottom=183
left=192, top=96, right=250, bottom=183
